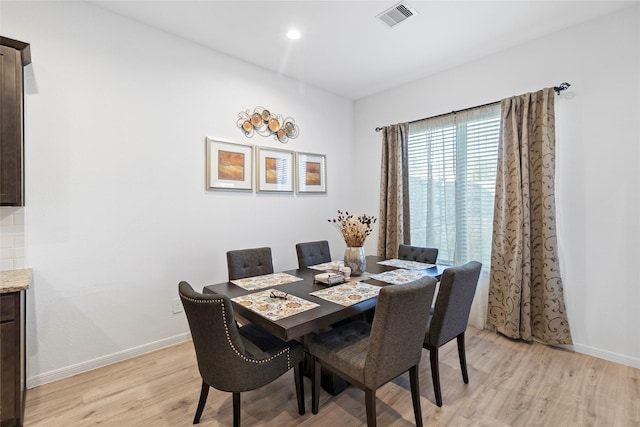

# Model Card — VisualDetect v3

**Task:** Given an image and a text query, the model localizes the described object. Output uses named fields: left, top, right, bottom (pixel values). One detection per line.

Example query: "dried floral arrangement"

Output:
left=328, top=210, right=377, bottom=247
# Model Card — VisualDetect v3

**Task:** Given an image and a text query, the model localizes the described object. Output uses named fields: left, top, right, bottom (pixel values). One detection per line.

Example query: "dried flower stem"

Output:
left=328, top=210, right=377, bottom=247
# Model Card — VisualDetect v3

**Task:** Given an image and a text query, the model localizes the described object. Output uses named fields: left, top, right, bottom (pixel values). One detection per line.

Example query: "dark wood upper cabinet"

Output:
left=0, top=37, right=31, bottom=207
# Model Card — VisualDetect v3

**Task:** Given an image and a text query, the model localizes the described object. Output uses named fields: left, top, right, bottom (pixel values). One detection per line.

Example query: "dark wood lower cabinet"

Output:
left=0, top=292, right=25, bottom=427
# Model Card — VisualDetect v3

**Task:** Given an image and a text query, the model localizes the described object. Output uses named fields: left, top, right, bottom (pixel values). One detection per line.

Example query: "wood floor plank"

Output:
left=23, top=327, right=640, bottom=426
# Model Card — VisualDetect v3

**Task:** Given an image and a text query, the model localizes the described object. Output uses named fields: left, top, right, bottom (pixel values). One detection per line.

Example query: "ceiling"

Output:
left=88, top=0, right=636, bottom=100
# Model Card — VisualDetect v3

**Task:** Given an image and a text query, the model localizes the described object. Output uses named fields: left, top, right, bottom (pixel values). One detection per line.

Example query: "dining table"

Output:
left=202, top=255, right=446, bottom=342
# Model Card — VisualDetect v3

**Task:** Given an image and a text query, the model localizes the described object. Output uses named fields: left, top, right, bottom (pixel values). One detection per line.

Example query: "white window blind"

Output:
left=407, top=103, right=500, bottom=266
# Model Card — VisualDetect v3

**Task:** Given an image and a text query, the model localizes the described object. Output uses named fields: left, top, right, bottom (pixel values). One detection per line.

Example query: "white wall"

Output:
left=354, top=5, right=640, bottom=368
left=2, top=1, right=355, bottom=387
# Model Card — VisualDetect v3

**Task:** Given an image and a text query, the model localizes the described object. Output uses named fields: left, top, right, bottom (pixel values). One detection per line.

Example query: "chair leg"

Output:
left=312, top=356, right=321, bottom=414
left=409, top=365, right=423, bottom=427
left=430, top=348, right=443, bottom=407
left=232, top=392, right=241, bottom=427
left=365, top=388, right=377, bottom=427
left=193, top=380, right=209, bottom=424
left=457, top=332, right=469, bottom=384
left=294, top=361, right=305, bottom=415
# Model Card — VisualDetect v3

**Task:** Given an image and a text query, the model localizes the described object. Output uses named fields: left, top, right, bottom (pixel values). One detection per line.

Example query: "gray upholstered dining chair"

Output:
left=178, top=281, right=305, bottom=426
left=398, top=244, right=439, bottom=264
left=226, top=247, right=274, bottom=280
left=423, top=261, right=482, bottom=407
left=295, top=240, right=331, bottom=269
left=307, top=276, right=438, bottom=427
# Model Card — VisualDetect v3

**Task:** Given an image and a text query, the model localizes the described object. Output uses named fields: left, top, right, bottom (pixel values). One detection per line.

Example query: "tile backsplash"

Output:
left=0, top=207, right=25, bottom=271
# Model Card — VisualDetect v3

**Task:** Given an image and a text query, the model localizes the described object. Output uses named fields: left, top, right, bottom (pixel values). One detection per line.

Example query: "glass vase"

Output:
left=344, top=246, right=366, bottom=276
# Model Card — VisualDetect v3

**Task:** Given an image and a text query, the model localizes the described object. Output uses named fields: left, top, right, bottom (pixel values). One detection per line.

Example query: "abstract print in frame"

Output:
left=295, top=152, right=326, bottom=193
left=206, top=137, right=253, bottom=190
left=256, top=146, right=294, bottom=192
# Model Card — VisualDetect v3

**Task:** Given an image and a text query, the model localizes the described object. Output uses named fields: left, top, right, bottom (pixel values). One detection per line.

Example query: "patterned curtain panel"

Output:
left=487, top=88, right=572, bottom=345
left=377, top=123, right=410, bottom=258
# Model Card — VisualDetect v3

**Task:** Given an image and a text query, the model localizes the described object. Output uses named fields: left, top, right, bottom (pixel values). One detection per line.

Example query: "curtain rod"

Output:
left=375, top=82, right=571, bottom=132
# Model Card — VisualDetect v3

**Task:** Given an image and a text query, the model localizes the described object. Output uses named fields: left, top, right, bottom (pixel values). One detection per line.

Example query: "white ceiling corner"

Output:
left=87, top=0, right=637, bottom=100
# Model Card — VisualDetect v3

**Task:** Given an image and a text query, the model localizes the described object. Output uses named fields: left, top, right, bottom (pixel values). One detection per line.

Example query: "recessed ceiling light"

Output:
left=287, top=29, right=301, bottom=40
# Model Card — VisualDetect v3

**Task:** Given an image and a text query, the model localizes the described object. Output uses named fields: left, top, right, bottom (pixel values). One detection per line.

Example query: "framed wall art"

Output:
left=295, top=152, right=327, bottom=193
left=255, top=147, right=294, bottom=192
left=206, top=137, right=253, bottom=191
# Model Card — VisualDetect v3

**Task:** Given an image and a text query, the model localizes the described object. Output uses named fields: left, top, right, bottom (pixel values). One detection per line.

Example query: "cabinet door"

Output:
left=1, top=320, right=17, bottom=422
left=0, top=45, right=24, bottom=206
left=0, top=293, right=16, bottom=322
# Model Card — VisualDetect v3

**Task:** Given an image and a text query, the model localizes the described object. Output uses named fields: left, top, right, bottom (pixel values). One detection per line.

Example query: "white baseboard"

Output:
left=571, top=342, right=640, bottom=369
left=26, top=332, right=192, bottom=389
left=480, top=328, right=640, bottom=370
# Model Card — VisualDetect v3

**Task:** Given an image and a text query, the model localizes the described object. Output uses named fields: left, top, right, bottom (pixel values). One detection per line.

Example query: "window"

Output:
left=407, top=103, right=500, bottom=266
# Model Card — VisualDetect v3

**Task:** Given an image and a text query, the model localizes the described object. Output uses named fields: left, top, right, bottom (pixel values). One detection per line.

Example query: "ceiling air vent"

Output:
left=376, top=2, right=418, bottom=28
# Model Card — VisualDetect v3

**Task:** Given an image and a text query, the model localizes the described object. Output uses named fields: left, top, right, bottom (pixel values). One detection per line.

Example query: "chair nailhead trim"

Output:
left=181, top=294, right=292, bottom=369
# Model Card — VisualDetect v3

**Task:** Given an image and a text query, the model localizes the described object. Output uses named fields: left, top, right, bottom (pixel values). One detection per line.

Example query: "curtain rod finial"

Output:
left=554, top=82, right=571, bottom=95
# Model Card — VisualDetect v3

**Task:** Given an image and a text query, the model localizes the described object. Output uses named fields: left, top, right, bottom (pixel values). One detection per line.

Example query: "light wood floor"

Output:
left=24, top=326, right=640, bottom=426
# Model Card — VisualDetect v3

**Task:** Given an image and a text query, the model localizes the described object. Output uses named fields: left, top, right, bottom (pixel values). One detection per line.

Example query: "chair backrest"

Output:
left=178, top=281, right=255, bottom=391
left=398, top=244, right=439, bottom=264
left=226, top=247, right=274, bottom=280
left=426, top=261, right=482, bottom=348
left=364, top=276, right=437, bottom=388
left=295, top=240, right=331, bottom=269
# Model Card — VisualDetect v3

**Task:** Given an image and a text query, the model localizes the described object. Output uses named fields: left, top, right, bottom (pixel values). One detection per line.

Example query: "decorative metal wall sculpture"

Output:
left=237, top=106, right=299, bottom=143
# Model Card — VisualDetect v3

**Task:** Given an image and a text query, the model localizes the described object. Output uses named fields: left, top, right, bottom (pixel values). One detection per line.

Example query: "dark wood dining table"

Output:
left=202, top=255, right=446, bottom=342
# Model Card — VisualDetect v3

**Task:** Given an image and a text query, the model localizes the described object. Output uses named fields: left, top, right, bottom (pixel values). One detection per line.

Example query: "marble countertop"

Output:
left=0, top=268, right=32, bottom=293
